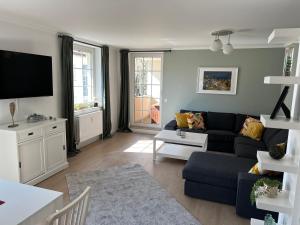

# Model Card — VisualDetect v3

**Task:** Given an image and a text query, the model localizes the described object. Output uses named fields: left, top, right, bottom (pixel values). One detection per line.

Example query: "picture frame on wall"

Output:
left=197, top=67, right=238, bottom=95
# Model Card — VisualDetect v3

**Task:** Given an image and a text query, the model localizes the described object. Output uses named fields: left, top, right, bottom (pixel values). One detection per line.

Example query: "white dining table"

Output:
left=0, top=179, right=63, bottom=225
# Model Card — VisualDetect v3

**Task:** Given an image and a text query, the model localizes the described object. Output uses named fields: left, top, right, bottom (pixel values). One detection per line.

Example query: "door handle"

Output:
left=63, top=145, right=66, bottom=150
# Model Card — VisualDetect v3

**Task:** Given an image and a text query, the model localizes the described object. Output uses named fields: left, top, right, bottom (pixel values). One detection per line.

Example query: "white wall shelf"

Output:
left=257, top=151, right=299, bottom=174
left=264, top=76, right=300, bottom=85
left=260, top=115, right=300, bottom=130
left=251, top=218, right=280, bottom=225
left=256, top=190, right=293, bottom=214
left=268, top=28, right=300, bottom=45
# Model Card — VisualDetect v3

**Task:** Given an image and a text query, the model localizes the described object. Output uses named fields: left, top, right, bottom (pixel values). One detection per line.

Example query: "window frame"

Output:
left=73, top=43, right=97, bottom=110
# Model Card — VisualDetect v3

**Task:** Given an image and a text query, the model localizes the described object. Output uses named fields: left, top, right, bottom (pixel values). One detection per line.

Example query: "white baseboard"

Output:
left=26, top=162, right=69, bottom=186
left=77, top=135, right=102, bottom=149
left=131, top=128, right=161, bottom=135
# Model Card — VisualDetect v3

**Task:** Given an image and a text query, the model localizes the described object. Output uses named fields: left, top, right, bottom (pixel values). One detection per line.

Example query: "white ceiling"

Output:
left=0, top=0, right=299, bottom=49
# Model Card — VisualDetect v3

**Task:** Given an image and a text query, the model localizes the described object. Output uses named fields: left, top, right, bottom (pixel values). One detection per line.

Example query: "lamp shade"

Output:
left=210, top=39, right=223, bottom=52
left=223, top=43, right=234, bottom=54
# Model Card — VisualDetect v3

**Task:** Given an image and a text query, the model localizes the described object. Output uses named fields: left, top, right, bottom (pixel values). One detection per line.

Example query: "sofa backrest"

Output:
left=207, top=111, right=236, bottom=131
left=178, top=109, right=262, bottom=133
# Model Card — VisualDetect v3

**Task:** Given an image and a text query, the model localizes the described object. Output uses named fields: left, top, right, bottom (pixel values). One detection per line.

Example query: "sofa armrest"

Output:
left=164, top=120, right=177, bottom=130
left=236, top=172, right=278, bottom=220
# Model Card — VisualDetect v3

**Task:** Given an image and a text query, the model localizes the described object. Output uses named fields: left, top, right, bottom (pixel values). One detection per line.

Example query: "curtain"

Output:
left=102, top=45, right=112, bottom=138
left=60, top=35, right=77, bottom=155
left=118, top=49, right=132, bottom=132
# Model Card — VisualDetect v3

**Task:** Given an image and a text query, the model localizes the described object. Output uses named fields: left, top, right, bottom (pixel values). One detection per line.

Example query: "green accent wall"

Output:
left=162, top=48, right=285, bottom=125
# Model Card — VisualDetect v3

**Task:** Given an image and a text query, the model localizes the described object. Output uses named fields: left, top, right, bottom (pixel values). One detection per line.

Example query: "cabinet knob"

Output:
left=52, top=126, right=57, bottom=129
left=28, top=132, right=34, bottom=136
left=63, top=145, right=66, bottom=150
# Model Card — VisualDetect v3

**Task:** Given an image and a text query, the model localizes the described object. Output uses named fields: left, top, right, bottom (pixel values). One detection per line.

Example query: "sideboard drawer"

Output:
left=18, top=128, right=43, bottom=143
left=45, top=122, right=65, bottom=136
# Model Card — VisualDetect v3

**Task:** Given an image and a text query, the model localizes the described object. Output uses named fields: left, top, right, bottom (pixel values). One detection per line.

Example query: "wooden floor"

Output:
left=38, top=132, right=249, bottom=225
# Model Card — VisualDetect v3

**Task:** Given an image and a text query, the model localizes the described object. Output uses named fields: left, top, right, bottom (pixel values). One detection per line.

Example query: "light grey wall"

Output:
left=162, top=48, right=285, bottom=125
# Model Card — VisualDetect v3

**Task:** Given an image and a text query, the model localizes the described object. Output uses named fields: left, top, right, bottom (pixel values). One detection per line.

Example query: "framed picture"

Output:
left=197, top=67, right=238, bottom=95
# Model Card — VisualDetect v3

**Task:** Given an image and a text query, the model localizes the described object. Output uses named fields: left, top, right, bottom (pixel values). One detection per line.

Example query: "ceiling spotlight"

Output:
left=223, top=34, right=234, bottom=55
left=210, top=35, right=223, bottom=52
left=210, top=30, right=234, bottom=54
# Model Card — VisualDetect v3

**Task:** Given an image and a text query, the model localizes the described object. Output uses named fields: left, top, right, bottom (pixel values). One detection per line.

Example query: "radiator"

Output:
left=74, top=110, right=103, bottom=145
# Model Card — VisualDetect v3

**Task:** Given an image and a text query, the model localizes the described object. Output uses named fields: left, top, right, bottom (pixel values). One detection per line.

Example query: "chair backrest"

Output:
left=46, top=186, right=91, bottom=225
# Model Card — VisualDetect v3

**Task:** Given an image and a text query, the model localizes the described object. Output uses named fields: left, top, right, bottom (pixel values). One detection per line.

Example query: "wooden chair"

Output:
left=46, top=186, right=91, bottom=225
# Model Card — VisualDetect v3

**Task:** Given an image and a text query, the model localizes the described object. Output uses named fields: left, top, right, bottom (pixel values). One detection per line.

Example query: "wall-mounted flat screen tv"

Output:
left=0, top=50, right=53, bottom=99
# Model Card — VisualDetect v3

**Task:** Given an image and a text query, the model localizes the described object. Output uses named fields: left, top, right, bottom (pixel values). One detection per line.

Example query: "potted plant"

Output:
left=250, top=178, right=282, bottom=205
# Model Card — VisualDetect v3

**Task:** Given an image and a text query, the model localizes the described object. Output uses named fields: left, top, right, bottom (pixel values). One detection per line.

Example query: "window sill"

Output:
left=74, top=107, right=102, bottom=116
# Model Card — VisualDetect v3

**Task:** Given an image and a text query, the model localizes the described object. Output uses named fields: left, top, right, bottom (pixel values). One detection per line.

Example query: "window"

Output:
left=130, top=53, right=163, bottom=128
left=73, top=44, right=101, bottom=111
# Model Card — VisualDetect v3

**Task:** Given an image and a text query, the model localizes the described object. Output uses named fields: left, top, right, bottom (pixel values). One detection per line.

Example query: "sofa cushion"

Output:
left=183, top=152, right=256, bottom=189
left=267, top=129, right=288, bottom=148
left=234, top=136, right=267, bottom=159
left=205, top=130, right=236, bottom=143
left=164, top=119, right=178, bottom=130
left=207, top=111, right=235, bottom=131
left=262, top=128, right=279, bottom=146
left=263, top=128, right=288, bottom=148
left=234, top=114, right=248, bottom=133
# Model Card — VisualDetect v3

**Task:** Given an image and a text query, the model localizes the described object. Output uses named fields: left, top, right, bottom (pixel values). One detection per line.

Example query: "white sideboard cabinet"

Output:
left=0, top=118, right=69, bottom=185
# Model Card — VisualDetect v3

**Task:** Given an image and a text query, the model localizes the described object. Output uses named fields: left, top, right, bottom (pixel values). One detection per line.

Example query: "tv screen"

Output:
left=0, top=50, right=53, bottom=99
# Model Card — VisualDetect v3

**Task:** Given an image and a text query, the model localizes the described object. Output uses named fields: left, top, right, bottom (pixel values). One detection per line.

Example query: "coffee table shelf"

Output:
left=156, top=143, right=203, bottom=160
left=153, top=130, right=207, bottom=161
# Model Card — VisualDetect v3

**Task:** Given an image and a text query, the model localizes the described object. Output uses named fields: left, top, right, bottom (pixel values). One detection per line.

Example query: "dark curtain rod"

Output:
left=58, top=34, right=103, bottom=48
left=129, top=50, right=171, bottom=53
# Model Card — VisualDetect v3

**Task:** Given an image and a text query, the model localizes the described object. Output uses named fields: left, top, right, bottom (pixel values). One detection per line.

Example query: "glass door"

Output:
left=130, top=53, right=163, bottom=128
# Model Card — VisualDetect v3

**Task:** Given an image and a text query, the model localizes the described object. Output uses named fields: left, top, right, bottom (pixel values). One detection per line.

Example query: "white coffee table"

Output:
left=153, top=130, right=208, bottom=161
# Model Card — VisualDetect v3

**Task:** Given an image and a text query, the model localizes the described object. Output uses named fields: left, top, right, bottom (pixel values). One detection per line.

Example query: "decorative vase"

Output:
left=264, top=214, right=276, bottom=225
left=8, top=102, right=18, bottom=128
left=265, top=185, right=279, bottom=198
left=283, top=47, right=294, bottom=76
left=269, top=143, right=286, bottom=160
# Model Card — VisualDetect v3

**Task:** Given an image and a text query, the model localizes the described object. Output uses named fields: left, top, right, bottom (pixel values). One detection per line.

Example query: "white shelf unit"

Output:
left=260, top=115, right=300, bottom=130
left=257, top=151, right=299, bottom=174
left=264, top=76, right=300, bottom=85
left=268, top=28, right=300, bottom=45
left=251, top=218, right=280, bottom=225
left=252, top=29, right=300, bottom=225
left=256, top=190, right=293, bottom=214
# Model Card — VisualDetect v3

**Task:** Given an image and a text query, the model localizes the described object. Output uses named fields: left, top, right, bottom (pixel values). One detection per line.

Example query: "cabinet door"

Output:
left=19, top=138, right=44, bottom=183
left=44, top=132, right=66, bottom=171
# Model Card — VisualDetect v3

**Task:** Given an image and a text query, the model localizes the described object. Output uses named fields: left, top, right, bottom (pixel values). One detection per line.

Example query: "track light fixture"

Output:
left=210, top=30, right=234, bottom=54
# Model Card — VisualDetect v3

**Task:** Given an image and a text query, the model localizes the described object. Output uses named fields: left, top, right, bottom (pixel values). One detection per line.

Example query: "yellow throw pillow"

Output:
left=249, top=163, right=267, bottom=175
left=249, top=162, right=280, bottom=176
left=175, top=113, right=189, bottom=128
left=240, top=117, right=264, bottom=141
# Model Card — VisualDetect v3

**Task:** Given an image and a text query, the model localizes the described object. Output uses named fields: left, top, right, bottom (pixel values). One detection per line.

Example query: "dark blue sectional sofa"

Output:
left=165, top=109, right=288, bottom=220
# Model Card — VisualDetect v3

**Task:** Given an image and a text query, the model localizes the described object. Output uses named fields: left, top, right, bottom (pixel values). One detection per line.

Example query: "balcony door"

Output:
left=130, top=53, right=163, bottom=128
